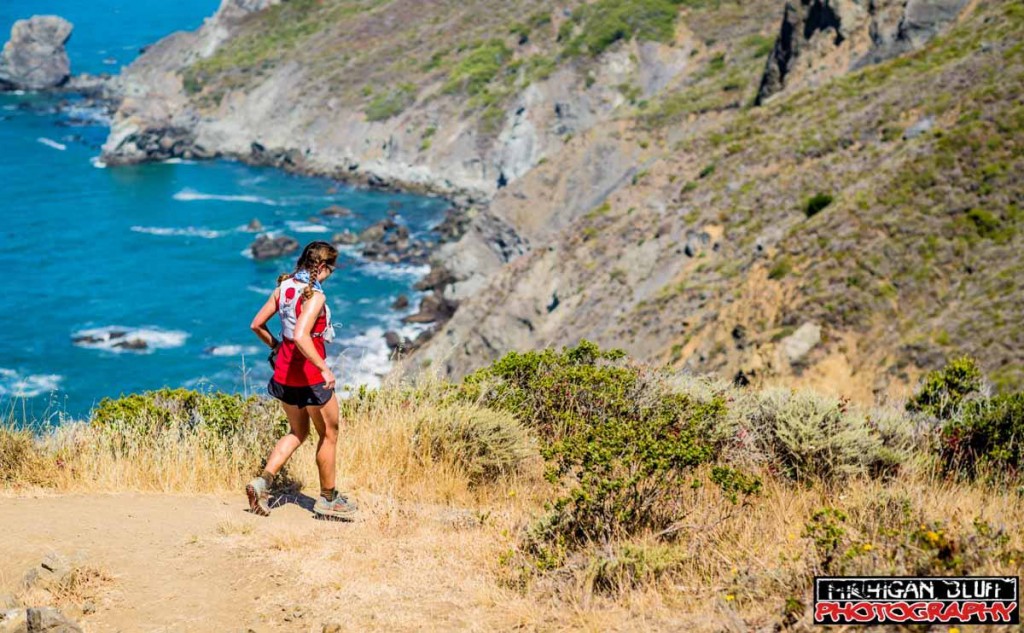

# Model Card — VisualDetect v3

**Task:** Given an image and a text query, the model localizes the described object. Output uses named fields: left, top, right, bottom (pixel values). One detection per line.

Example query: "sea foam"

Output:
left=71, top=326, right=189, bottom=353
left=206, top=344, right=262, bottom=357
left=173, top=188, right=281, bottom=206
left=0, top=368, right=63, bottom=398
left=37, top=137, right=67, bottom=151
left=285, top=220, right=330, bottom=234
left=359, top=261, right=431, bottom=281
left=131, top=225, right=225, bottom=239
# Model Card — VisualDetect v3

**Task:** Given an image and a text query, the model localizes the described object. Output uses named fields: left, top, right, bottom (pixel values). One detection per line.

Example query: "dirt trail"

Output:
left=0, top=492, right=525, bottom=632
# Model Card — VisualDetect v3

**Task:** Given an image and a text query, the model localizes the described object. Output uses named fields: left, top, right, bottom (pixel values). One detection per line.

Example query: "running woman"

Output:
left=245, top=240, right=357, bottom=520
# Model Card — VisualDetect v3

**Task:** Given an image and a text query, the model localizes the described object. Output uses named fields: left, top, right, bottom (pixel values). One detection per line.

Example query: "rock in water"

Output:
left=390, top=294, right=409, bottom=310
left=250, top=234, right=299, bottom=260
left=0, top=16, right=73, bottom=91
left=320, top=205, right=353, bottom=217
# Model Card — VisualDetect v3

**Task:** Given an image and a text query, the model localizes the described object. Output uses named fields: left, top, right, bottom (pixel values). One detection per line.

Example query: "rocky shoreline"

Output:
left=1, top=12, right=486, bottom=362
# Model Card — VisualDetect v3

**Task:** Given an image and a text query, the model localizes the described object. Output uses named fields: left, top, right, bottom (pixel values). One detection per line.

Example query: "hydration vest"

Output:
left=277, top=277, right=334, bottom=343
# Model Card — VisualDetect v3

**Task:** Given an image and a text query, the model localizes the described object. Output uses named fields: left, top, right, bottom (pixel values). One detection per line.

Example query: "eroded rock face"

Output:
left=0, top=16, right=73, bottom=91
left=756, top=0, right=971, bottom=103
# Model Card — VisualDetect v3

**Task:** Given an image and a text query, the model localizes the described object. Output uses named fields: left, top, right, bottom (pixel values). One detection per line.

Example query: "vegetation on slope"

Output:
left=3, top=346, right=1022, bottom=627
left=527, top=0, right=1023, bottom=396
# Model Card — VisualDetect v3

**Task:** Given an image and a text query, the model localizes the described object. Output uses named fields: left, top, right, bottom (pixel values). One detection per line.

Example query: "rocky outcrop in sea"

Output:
left=0, top=16, right=73, bottom=91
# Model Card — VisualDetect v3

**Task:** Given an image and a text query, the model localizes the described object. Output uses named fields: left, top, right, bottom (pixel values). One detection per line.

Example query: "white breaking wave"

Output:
left=173, top=188, right=281, bottom=206
left=285, top=220, right=330, bottom=234
left=206, top=345, right=262, bottom=357
left=71, top=326, right=189, bottom=353
left=247, top=285, right=274, bottom=295
left=90, top=156, right=107, bottom=169
left=0, top=368, right=63, bottom=398
left=131, top=225, right=225, bottom=239
left=359, top=261, right=431, bottom=281
left=37, top=137, right=67, bottom=151
left=63, top=104, right=112, bottom=126
left=330, top=321, right=428, bottom=392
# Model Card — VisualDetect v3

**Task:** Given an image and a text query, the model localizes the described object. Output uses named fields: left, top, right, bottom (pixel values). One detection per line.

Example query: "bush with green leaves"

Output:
left=907, top=355, right=983, bottom=420
left=459, top=341, right=737, bottom=567
left=91, top=388, right=271, bottom=438
left=939, top=392, right=1024, bottom=482
left=734, top=388, right=914, bottom=482
left=562, top=0, right=690, bottom=57
left=443, top=40, right=512, bottom=96
left=365, top=83, right=418, bottom=121
left=803, top=499, right=1022, bottom=576
left=412, top=402, right=537, bottom=486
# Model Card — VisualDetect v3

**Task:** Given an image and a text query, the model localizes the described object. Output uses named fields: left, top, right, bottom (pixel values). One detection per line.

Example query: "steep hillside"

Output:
left=102, top=0, right=700, bottom=200
left=414, top=0, right=1024, bottom=402
left=98, top=0, right=1022, bottom=402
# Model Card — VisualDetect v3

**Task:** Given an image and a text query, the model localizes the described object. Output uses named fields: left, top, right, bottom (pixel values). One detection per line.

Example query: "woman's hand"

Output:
left=320, top=366, right=336, bottom=390
left=267, top=341, right=280, bottom=371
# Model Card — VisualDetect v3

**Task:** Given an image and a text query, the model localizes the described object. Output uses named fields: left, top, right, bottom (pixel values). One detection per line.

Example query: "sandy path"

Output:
left=0, top=492, right=536, bottom=632
left=1, top=492, right=306, bottom=631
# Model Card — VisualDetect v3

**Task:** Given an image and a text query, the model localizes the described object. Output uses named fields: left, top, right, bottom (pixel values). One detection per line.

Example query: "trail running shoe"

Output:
left=246, top=477, right=271, bottom=517
left=313, top=491, right=358, bottom=521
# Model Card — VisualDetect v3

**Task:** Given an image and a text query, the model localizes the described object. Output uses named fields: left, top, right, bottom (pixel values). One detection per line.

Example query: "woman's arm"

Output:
left=293, top=292, right=336, bottom=389
left=250, top=288, right=280, bottom=350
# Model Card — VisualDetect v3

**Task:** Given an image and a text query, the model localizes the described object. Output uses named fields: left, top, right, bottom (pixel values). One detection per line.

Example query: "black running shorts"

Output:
left=267, top=378, right=334, bottom=408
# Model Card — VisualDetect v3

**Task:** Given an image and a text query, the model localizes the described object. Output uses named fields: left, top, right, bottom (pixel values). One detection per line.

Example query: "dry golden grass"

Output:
left=15, top=562, right=115, bottom=616
left=2, top=376, right=1023, bottom=630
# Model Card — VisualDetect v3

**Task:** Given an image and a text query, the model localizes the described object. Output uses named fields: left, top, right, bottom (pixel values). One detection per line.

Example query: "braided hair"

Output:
left=277, top=241, right=339, bottom=299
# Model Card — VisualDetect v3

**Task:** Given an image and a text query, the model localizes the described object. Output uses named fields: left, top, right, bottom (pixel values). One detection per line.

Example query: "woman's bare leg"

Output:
left=307, top=394, right=339, bottom=492
left=263, top=402, right=310, bottom=475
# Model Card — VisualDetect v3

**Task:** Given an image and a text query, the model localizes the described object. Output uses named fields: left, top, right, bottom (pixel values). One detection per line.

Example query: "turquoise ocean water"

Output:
left=0, top=1, right=448, bottom=420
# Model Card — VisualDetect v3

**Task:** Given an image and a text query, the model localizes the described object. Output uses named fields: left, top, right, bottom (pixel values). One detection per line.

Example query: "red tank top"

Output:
left=272, top=281, right=329, bottom=387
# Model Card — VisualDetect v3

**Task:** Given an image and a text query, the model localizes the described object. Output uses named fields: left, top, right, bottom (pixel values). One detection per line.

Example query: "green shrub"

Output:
left=365, top=83, right=417, bottom=121
left=907, top=355, right=982, bottom=420
left=803, top=507, right=848, bottom=571
left=563, top=0, right=686, bottom=57
left=804, top=193, right=834, bottom=217
left=91, top=388, right=277, bottom=439
left=966, top=208, right=1001, bottom=238
left=443, top=40, right=512, bottom=96
left=412, top=403, right=537, bottom=486
left=768, top=256, right=792, bottom=280
left=939, top=392, right=1024, bottom=482
left=735, top=388, right=912, bottom=482
left=804, top=498, right=1022, bottom=576
left=460, top=341, right=728, bottom=565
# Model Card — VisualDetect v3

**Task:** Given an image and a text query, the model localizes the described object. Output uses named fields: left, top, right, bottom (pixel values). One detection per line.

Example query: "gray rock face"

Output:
left=0, top=607, right=82, bottom=633
left=863, top=0, right=972, bottom=64
left=781, top=322, right=822, bottom=364
left=0, top=16, right=73, bottom=91
left=757, top=0, right=970, bottom=103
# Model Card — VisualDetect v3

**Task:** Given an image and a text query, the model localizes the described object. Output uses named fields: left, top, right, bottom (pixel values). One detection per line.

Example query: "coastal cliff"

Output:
left=98, top=0, right=1024, bottom=401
